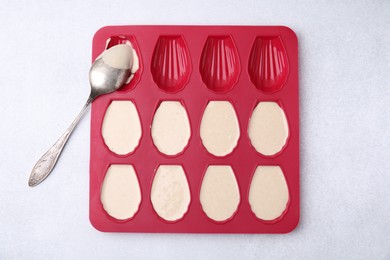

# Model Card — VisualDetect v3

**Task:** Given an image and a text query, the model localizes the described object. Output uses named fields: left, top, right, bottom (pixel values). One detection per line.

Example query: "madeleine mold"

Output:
left=200, top=165, right=240, bottom=222
left=200, top=36, right=240, bottom=93
left=249, top=166, right=290, bottom=221
left=151, top=101, right=191, bottom=156
left=101, top=100, right=142, bottom=155
left=90, top=26, right=299, bottom=233
left=248, top=101, right=289, bottom=156
left=151, top=36, right=192, bottom=93
left=200, top=101, right=240, bottom=157
left=151, top=165, right=191, bottom=222
left=100, top=164, right=141, bottom=221
left=248, top=36, right=289, bottom=93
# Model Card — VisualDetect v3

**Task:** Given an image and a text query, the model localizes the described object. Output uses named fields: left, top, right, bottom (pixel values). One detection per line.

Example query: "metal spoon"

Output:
left=28, top=57, right=131, bottom=187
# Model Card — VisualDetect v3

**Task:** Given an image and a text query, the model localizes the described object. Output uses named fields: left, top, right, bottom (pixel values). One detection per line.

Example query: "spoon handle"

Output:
left=28, top=96, right=94, bottom=187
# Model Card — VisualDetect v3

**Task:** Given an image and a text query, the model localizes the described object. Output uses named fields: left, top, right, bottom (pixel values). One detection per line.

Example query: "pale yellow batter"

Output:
left=249, top=166, right=289, bottom=221
left=101, top=101, right=142, bottom=155
left=248, top=102, right=289, bottom=156
left=200, top=101, right=240, bottom=156
left=151, top=101, right=191, bottom=156
left=200, top=166, right=240, bottom=221
left=151, top=165, right=191, bottom=221
left=100, top=164, right=141, bottom=220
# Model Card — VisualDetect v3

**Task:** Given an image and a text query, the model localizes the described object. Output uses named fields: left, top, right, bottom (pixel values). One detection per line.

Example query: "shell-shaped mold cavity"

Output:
left=200, top=36, right=240, bottom=93
left=106, top=35, right=142, bottom=92
left=102, top=101, right=142, bottom=155
left=248, top=36, right=289, bottom=93
left=151, top=165, right=191, bottom=222
left=151, top=101, right=191, bottom=156
left=200, top=101, right=240, bottom=157
left=249, top=166, right=289, bottom=221
left=248, top=101, right=289, bottom=156
left=100, top=165, right=141, bottom=220
left=200, top=165, right=240, bottom=222
left=151, top=35, right=192, bottom=93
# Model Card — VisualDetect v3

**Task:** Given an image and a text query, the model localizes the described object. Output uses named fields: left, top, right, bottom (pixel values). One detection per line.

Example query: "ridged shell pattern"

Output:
left=248, top=36, right=289, bottom=93
left=200, top=36, right=240, bottom=93
left=151, top=36, right=191, bottom=93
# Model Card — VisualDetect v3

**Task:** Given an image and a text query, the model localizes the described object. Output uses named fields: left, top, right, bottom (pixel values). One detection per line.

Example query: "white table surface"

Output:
left=1, top=0, right=389, bottom=259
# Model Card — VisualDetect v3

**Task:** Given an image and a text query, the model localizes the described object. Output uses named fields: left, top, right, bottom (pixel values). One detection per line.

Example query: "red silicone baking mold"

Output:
left=90, top=25, right=299, bottom=233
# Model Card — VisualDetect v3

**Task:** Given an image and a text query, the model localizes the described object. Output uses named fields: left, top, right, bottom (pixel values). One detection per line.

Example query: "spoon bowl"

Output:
left=89, top=58, right=131, bottom=99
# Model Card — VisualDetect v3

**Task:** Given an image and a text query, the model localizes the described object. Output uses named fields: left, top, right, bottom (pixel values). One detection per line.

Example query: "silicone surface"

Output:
left=90, top=25, right=299, bottom=233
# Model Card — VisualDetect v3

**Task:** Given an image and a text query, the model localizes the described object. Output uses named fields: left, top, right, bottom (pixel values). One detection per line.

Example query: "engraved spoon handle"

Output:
left=28, top=96, right=93, bottom=187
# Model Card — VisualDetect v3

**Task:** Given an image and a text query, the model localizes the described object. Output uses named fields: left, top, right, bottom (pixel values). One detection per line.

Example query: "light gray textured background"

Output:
left=1, top=0, right=389, bottom=259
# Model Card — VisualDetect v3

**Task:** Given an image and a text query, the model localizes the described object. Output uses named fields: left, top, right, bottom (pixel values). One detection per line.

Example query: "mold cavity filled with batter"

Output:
left=151, top=165, right=191, bottom=222
left=200, top=166, right=240, bottom=222
left=249, top=166, right=289, bottom=221
left=200, top=101, right=240, bottom=157
left=100, top=165, right=141, bottom=220
left=151, top=101, right=191, bottom=156
left=248, top=101, right=289, bottom=156
left=102, top=100, right=142, bottom=155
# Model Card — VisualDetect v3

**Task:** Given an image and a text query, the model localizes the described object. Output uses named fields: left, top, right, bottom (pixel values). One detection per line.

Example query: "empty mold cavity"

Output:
left=102, top=100, right=142, bottom=155
left=200, top=101, right=240, bottom=157
left=106, top=35, right=142, bottom=92
left=200, top=165, right=240, bottom=222
left=248, top=101, right=289, bottom=156
left=100, top=164, right=141, bottom=220
left=248, top=36, right=289, bottom=93
left=151, top=101, right=191, bottom=156
left=249, top=166, right=289, bottom=221
left=151, top=36, right=191, bottom=93
left=151, top=165, right=191, bottom=222
left=200, top=36, right=240, bottom=93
